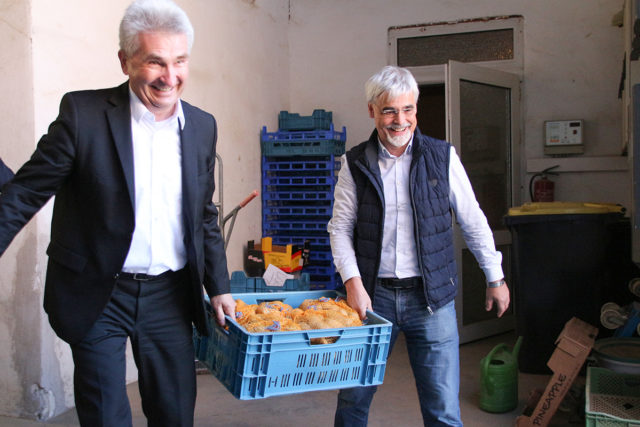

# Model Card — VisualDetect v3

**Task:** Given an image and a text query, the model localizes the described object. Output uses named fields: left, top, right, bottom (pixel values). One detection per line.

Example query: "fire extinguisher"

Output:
left=529, top=165, right=559, bottom=202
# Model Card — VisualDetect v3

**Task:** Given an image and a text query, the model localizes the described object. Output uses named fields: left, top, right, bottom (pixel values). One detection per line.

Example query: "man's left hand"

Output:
left=485, top=283, right=510, bottom=318
left=211, top=293, right=236, bottom=326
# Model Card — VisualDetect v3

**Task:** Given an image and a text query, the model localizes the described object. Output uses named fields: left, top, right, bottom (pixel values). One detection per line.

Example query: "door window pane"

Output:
left=459, top=80, right=511, bottom=229
left=397, top=29, right=514, bottom=67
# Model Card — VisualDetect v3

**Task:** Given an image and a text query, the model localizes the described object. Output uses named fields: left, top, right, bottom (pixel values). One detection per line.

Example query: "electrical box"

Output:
left=544, top=120, right=584, bottom=155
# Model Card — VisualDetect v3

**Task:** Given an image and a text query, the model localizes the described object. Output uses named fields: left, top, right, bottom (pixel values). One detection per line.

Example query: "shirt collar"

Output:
left=377, top=134, right=414, bottom=159
left=128, top=87, right=185, bottom=130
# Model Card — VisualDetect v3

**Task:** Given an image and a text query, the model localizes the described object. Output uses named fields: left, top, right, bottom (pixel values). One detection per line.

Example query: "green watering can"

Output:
left=479, top=336, right=523, bottom=413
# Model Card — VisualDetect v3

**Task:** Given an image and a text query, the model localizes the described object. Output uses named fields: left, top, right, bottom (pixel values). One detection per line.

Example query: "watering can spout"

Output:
left=513, top=336, right=523, bottom=360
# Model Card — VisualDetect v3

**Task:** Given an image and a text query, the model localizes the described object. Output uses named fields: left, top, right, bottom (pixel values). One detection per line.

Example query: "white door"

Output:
left=446, top=60, right=521, bottom=343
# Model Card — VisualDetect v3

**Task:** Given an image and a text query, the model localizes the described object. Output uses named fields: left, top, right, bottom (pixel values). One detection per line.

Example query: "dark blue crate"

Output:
left=262, top=175, right=337, bottom=186
left=262, top=156, right=340, bottom=175
left=263, top=219, right=329, bottom=232
left=262, top=190, right=334, bottom=202
left=305, top=264, right=337, bottom=277
left=266, top=233, right=331, bottom=248
left=278, top=109, right=333, bottom=131
left=196, top=290, right=391, bottom=399
left=310, top=274, right=342, bottom=291
left=262, top=205, right=333, bottom=218
left=309, top=250, right=334, bottom=263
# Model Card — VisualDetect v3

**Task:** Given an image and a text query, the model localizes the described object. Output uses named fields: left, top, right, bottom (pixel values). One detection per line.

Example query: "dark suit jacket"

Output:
left=0, top=82, right=230, bottom=344
left=0, top=158, right=12, bottom=188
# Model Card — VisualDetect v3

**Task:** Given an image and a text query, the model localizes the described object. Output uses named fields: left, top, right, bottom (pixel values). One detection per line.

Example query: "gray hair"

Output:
left=119, top=0, right=194, bottom=57
left=365, top=66, right=419, bottom=104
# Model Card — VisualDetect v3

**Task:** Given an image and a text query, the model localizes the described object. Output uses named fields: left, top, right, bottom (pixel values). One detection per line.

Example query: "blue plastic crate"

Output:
left=262, top=190, right=334, bottom=202
left=262, top=205, right=333, bottom=218
left=230, top=270, right=310, bottom=293
left=262, top=175, right=337, bottom=186
left=196, top=290, right=391, bottom=400
left=262, top=156, right=340, bottom=175
left=261, top=139, right=346, bottom=157
left=266, top=233, right=331, bottom=248
left=278, top=109, right=333, bottom=131
left=310, top=274, right=342, bottom=291
left=262, top=124, right=345, bottom=142
left=263, top=219, right=329, bottom=233
left=260, top=124, right=347, bottom=157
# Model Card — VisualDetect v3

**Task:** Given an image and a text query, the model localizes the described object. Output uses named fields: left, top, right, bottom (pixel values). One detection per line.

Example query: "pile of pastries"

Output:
left=234, top=296, right=362, bottom=333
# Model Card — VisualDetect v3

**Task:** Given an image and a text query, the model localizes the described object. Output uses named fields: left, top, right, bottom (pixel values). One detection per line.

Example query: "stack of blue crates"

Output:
left=261, top=110, right=346, bottom=290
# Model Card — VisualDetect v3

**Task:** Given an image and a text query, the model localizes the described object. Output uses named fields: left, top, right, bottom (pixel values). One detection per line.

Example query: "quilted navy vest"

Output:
left=346, top=127, right=458, bottom=311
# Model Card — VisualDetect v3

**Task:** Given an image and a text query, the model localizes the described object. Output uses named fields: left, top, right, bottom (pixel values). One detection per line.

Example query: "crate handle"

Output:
left=306, top=330, right=344, bottom=345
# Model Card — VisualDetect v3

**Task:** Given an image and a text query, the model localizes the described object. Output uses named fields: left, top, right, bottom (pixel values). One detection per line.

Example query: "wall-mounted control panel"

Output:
left=544, top=120, right=584, bottom=155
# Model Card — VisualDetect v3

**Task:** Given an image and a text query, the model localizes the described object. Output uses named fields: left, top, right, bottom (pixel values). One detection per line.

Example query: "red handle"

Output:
left=239, top=190, right=258, bottom=208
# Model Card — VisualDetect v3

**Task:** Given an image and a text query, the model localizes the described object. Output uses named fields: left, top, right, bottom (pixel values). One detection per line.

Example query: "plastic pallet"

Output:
left=194, top=290, right=391, bottom=400
left=278, top=109, right=333, bottom=131
left=230, top=270, right=310, bottom=293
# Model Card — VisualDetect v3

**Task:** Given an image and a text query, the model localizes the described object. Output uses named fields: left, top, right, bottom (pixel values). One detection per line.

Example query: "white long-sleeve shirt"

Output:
left=122, top=89, right=187, bottom=275
left=327, top=138, right=504, bottom=284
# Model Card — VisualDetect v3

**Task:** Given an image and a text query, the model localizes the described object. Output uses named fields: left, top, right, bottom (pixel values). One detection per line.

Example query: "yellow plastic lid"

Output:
left=507, top=202, right=625, bottom=216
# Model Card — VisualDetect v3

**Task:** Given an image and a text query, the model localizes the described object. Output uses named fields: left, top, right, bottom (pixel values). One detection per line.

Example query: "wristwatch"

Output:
left=487, top=278, right=506, bottom=288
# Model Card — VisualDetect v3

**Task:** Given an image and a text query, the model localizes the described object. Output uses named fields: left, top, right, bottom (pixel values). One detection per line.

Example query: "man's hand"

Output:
left=344, top=276, right=371, bottom=320
left=211, top=293, right=236, bottom=326
left=485, top=282, right=510, bottom=318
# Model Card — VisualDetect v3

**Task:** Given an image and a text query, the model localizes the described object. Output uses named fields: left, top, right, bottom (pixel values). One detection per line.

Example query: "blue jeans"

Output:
left=335, top=284, right=462, bottom=427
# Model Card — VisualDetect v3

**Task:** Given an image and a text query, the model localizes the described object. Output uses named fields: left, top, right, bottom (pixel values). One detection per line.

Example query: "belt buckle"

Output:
left=132, top=272, right=152, bottom=281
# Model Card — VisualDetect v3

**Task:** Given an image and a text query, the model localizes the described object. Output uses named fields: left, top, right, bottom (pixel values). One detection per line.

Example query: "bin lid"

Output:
left=507, top=202, right=625, bottom=216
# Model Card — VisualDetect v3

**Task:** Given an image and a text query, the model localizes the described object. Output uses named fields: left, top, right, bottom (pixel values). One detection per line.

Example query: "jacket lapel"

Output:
left=179, top=108, right=197, bottom=238
left=106, top=83, right=135, bottom=210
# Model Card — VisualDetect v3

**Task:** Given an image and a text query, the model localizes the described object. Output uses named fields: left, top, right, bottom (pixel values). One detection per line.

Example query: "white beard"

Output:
left=385, top=128, right=412, bottom=147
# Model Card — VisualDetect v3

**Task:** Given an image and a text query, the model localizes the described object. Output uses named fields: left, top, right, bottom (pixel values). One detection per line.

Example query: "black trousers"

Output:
left=70, top=269, right=196, bottom=427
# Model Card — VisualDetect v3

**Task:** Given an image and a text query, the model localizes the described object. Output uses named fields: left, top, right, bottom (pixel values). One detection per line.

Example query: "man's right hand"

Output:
left=344, top=276, right=372, bottom=320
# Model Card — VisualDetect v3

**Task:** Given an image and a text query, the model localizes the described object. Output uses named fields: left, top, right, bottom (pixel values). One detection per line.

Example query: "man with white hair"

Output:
left=0, top=1, right=234, bottom=425
left=328, top=65, right=510, bottom=426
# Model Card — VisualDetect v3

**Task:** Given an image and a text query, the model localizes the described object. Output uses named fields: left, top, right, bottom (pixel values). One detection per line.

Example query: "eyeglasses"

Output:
left=378, top=105, right=416, bottom=117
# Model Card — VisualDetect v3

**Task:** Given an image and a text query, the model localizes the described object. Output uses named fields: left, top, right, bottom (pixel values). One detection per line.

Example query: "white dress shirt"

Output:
left=327, top=137, right=504, bottom=284
left=122, top=89, right=187, bottom=275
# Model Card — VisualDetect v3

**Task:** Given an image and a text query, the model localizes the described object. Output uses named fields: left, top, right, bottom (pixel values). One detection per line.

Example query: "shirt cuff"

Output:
left=483, top=266, right=505, bottom=285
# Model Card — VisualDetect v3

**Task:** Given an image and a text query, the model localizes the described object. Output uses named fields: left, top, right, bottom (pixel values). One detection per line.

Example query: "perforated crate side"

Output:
left=261, top=124, right=346, bottom=142
left=585, top=367, right=640, bottom=427
left=200, top=290, right=391, bottom=400
left=261, top=139, right=346, bottom=157
left=262, top=156, right=340, bottom=175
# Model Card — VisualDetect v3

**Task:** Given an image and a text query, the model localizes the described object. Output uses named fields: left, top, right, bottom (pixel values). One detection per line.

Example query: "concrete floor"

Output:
left=0, top=331, right=582, bottom=426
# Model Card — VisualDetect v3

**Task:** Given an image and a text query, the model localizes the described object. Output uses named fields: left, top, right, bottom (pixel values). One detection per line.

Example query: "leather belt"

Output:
left=378, top=276, right=422, bottom=289
left=118, top=269, right=178, bottom=282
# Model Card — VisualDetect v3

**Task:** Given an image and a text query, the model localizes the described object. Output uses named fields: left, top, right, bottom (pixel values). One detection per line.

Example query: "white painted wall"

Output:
left=0, top=0, right=289, bottom=419
left=288, top=0, right=629, bottom=207
left=0, top=0, right=629, bottom=420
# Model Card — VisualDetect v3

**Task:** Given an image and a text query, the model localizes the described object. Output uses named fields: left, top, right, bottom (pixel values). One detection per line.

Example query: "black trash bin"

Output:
left=504, top=202, right=625, bottom=374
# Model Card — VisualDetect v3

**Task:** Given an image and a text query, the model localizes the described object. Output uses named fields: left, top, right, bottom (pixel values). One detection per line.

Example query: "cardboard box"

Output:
left=244, top=237, right=310, bottom=276
left=516, top=317, right=599, bottom=427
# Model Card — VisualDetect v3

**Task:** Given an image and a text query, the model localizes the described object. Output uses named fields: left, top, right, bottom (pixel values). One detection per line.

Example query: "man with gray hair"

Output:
left=0, top=0, right=234, bottom=425
left=328, top=65, right=510, bottom=426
